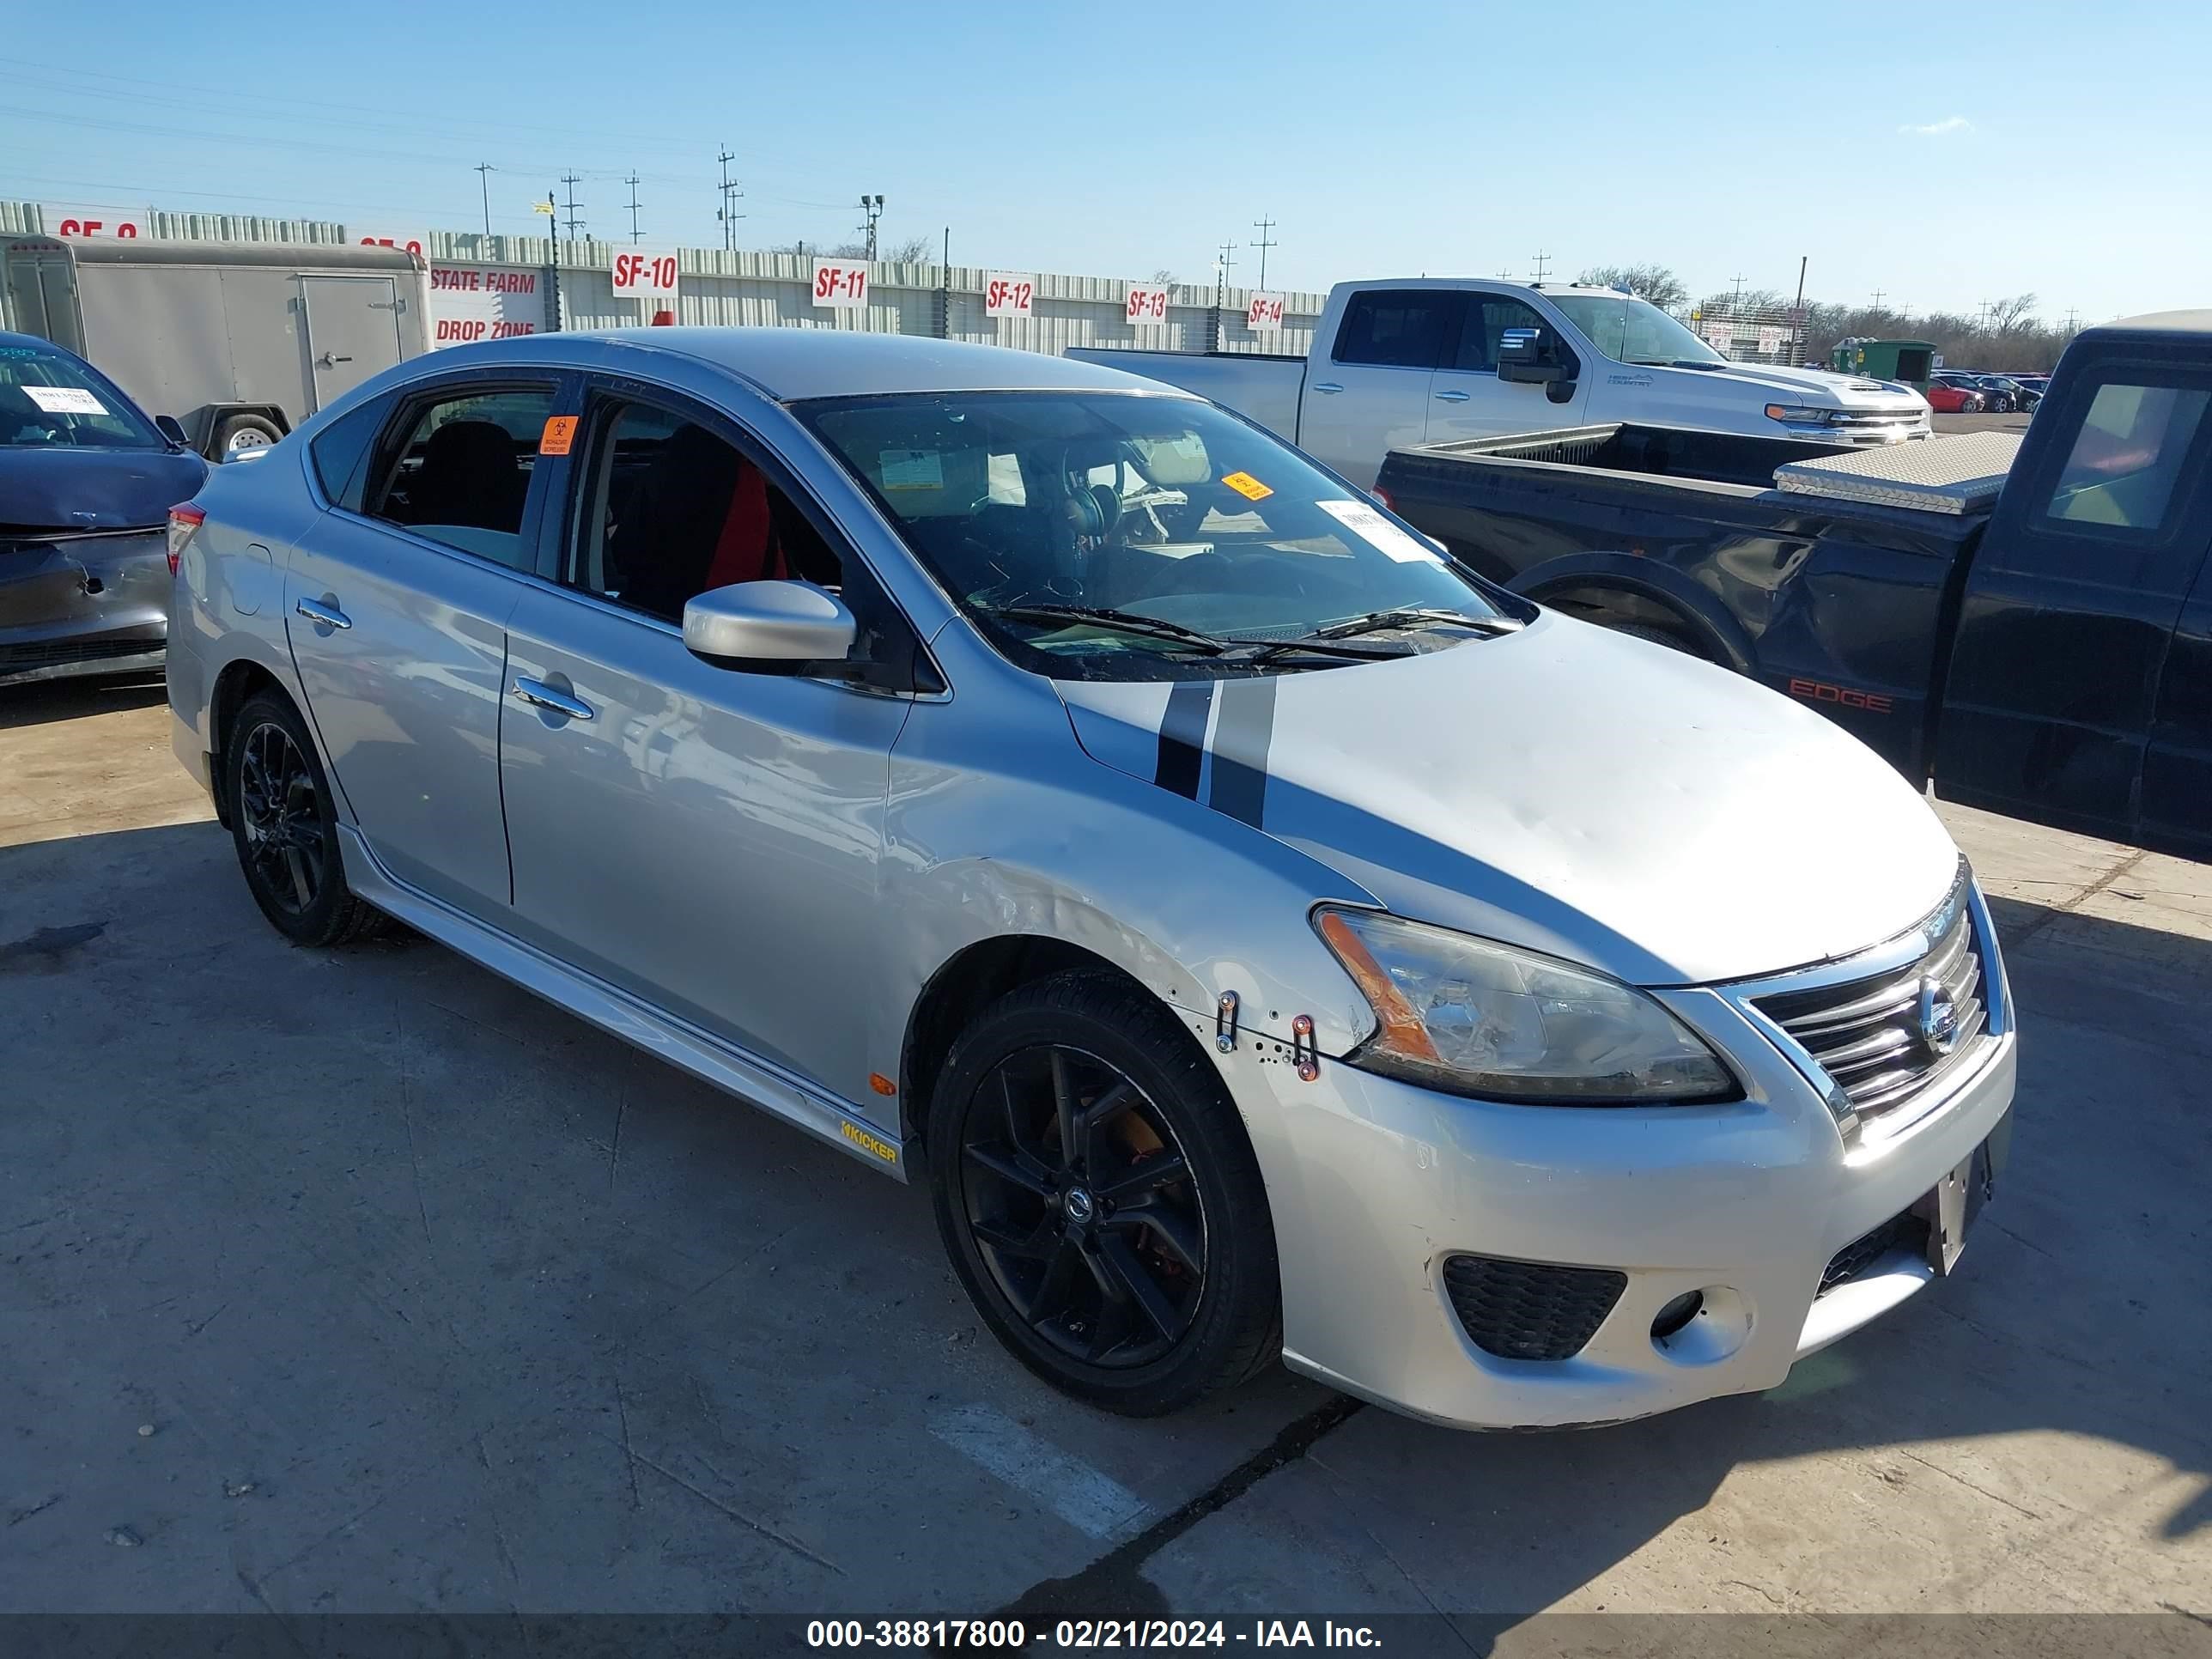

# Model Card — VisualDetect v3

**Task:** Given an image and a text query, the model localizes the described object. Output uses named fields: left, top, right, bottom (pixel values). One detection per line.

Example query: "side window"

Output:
left=2040, top=381, right=2211, bottom=536
left=566, top=400, right=845, bottom=626
left=1453, top=296, right=1550, bottom=373
left=308, top=398, right=388, bottom=513
left=365, top=386, right=555, bottom=568
left=1331, top=291, right=1456, bottom=369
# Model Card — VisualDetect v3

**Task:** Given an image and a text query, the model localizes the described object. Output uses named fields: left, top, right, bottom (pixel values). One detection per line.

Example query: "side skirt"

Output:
left=334, top=823, right=910, bottom=1182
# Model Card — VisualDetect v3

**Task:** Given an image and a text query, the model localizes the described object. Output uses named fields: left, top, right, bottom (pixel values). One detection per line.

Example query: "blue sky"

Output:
left=4, top=1, right=2202, bottom=323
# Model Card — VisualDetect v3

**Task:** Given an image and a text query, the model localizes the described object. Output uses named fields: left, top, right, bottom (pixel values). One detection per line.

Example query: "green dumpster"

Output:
left=1830, top=338, right=1937, bottom=386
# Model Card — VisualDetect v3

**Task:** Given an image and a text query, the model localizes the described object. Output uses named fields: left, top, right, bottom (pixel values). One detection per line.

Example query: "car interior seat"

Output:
left=404, top=420, right=526, bottom=530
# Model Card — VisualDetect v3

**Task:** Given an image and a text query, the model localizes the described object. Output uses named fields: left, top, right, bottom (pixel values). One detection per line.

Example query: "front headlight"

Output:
left=1763, top=403, right=1840, bottom=426
left=1314, top=908, right=1736, bottom=1103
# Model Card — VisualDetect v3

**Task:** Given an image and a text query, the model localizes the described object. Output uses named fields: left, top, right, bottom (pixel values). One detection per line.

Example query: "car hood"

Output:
left=1054, top=612, right=1960, bottom=987
left=0, top=446, right=207, bottom=534
left=1668, top=359, right=1928, bottom=411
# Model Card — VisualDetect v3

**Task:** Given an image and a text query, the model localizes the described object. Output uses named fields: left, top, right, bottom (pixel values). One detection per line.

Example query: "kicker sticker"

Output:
left=841, top=1121, right=899, bottom=1163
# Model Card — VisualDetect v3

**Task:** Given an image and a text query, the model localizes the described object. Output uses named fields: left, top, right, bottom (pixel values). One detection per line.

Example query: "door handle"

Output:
left=1434, top=389, right=1472, bottom=403
left=1310, top=381, right=1345, bottom=395
left=316, top=353, right=354, bottom=368
left=512, top=678, right=595, bottom=721
left=295, top=597, right=351, bottom=630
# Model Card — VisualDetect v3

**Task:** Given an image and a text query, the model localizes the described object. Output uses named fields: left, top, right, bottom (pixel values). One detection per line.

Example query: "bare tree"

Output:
left=1988, top=293, right=2039, bottom=334
left=1700, top=287, right=1784, bottom=317
left=881, top=234, right=935, bottom=264
left=1151, top=267, right=1177, bottom=286
left=1577, top=264, right=1687, bottom=309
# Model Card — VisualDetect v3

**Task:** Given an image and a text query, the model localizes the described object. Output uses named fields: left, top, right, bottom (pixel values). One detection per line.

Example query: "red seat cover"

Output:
left=702, top=465, right=788, bottom=590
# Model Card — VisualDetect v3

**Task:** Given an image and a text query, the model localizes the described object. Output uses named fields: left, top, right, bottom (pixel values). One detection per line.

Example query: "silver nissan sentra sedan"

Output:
left=166, top=328, right=2016, bottom=1429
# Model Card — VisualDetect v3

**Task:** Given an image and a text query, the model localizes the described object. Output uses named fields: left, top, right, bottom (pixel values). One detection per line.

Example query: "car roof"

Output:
left=438, top=326, right=1182, bottom=402
left=2095, top=308, right=2212, bottom=337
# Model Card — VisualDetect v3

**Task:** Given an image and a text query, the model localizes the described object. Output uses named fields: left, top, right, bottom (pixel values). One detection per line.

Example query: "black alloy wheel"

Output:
left=236, top=718, right=327, bottom=917
left=960, top=1043, right=1206, bottom=1370
left=928, top=971, right=1280, bottom=1415
left=225, top=690, right=386, bottom=946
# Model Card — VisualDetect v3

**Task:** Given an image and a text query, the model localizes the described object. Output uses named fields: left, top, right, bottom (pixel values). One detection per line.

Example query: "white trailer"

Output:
left=0, top=236, right=431, bottom=457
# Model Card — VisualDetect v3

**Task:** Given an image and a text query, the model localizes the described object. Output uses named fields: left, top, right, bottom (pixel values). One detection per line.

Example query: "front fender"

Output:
left=1510, top=550, right=1758, bottom=672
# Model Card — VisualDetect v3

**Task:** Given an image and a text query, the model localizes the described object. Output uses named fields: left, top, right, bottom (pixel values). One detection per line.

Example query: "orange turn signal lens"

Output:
left=1316, top=909, right=1440, bottom=1065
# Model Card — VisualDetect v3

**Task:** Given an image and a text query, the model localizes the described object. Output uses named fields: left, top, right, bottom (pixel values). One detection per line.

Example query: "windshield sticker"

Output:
left=23, top=385, right=108, bottom=416
left=1219, top=471, right=1273, bottom=502
left=1316, top=499, right=1443, bottom=564
left=879, top=448, right=945, bottom=490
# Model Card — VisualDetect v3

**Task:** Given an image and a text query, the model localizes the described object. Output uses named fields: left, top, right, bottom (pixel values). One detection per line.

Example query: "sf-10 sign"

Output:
left=985, top=271, right=1035, bottom=319
left=611, top=249, right=680, bottom=302
left=1125, top=284, right=1170, bottom=325
left=1246, top=292, right=1285, bottom=331
left=812, top=259, right=870, bottom=309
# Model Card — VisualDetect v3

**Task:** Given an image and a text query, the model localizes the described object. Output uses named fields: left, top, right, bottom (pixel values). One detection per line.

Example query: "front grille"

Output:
left=1752, top=880, right=1988, bottom=1129
left=1442, top=1255, right=1626, bottom=1362
left=0, top=637, right=163, bottom=670
left=1819, top=1210, right=1929, bottom=1296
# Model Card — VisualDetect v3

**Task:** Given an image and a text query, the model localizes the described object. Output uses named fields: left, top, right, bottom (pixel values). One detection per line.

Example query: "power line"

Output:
left=1249, top=216, right=1276, bottom=289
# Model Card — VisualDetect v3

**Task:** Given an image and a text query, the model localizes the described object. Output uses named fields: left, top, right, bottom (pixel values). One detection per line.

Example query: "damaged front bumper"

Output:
left=0, top=526, right=170, bottom=686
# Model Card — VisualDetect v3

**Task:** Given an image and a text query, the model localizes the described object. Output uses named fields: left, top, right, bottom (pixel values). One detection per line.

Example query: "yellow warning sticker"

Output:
left=842, top=1121, right=899, bottom=1163
left=538, top=415, right=579, bottom=456
left=1220, top=471, right=1273, bottom=501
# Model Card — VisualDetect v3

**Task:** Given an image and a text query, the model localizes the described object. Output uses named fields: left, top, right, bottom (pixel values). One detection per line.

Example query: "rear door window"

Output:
left=364, top=386, right=556, bottom=569
left=2041, top=380, right=2211, bottom=537
left=1331, top=290, right=1458, bottom=368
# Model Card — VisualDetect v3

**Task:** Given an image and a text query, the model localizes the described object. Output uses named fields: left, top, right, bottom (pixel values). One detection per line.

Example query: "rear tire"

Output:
left=927, top=970, right=1281, bottom=1417
left=225, top=691, right=386, bottom=946
left=1606, top=619, right=1717, bottom=663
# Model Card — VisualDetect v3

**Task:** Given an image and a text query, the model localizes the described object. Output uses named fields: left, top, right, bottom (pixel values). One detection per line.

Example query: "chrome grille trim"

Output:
left=1716, top=864, right=2009, bottom=1142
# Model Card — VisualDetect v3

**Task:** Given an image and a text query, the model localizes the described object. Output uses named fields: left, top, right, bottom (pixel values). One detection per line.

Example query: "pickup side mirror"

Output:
left=684, top=580, right=858, bottom=670
left=154, top=414, right=190, bottom=447
left=1497, top=326, right=1569, bottom=388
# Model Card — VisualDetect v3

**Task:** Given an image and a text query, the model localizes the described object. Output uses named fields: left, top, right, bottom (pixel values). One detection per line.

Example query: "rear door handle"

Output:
left=295, top=597, right=350, bottom=630
left=1434, top=389, right=1472, bottom=403
left=512, top=678, right=594, bottom=721
left=1310, top=381, right=1345, bottom=395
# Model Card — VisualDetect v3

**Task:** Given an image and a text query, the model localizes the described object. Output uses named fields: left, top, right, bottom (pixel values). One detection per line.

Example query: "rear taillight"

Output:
left=167, top=503, right=205, bottom=576
left=1370, top=485, right=1397, bottom=514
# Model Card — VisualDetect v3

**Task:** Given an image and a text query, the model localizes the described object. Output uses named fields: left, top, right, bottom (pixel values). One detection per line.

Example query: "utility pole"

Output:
left=1529, top=251, right=1551, bottom=283
left=559, top=173, right=585, bottom=243
left=1728, top=273, right=1747, bottom=311
left=1215, top=240, right=1237, bottom=307
left=1870, top=289, right=1886, bottom=313
left=1249, top=216, right=1277, bottom=289
left=474, top=162, right=495, bottom=240
left=1793, top=255, right=1808, bottom=310
left=715, top=148, right=744, bottom=251
left=857, top=194, right=884, bottom=260
left=624, top=173, right=642, bottom=244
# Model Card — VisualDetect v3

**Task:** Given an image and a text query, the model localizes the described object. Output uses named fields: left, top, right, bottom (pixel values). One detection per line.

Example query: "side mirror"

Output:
left=1496, top=326, right=1568, bottom=387
left=684, top=580, right=857, bottom=668
left=154, top=414, right=189, bottom=447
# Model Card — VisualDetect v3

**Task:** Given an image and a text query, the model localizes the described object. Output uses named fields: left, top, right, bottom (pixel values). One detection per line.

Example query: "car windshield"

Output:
left=1546, top=294, right=1729, bottom=368
left=0, top=341, right=164, bottom=450
left=798, top=391, right=1509, bottom=680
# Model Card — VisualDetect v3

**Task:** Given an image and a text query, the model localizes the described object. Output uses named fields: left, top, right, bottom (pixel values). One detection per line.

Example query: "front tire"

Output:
left=226, top=691, right=384, bottom=946
left=927, top=971, right=1281, bottom=1416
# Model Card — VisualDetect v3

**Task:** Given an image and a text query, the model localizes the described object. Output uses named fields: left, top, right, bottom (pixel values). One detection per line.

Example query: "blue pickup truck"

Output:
left=1376, top=309, right=2212, bottom=861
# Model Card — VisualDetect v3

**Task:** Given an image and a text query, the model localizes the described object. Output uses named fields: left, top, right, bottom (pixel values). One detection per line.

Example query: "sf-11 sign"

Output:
left=612, top=249, right=680, bottom=302
left=1125, top=284, right=1170, bottom=325
left=985, top=271, right=1035, bottom=319
left=1246, top=291, right=1285, bottom=331
left=812, top=259, right=870, bottom=309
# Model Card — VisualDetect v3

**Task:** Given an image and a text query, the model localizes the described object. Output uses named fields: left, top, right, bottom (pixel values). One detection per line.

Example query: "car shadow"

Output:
left=0, top=817, right=2203, bottom=1620
left=0, top=672, right=168, bottom=732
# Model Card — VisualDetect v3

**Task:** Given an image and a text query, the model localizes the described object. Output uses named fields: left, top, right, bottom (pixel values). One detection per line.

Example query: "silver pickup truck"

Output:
left=1071, top=278, right=1931, bottom=488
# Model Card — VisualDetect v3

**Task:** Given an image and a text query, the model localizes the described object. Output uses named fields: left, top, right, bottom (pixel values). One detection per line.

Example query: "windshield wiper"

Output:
left=993, top=602, right=1230, bottom=655
left=1313, top=607, right=1523, bottom=641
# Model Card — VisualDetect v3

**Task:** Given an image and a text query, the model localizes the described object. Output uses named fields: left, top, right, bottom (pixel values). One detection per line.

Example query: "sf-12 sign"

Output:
left=812, top=259, right=870, bottom=309
left=1125, top=284, right=1170, bottom=325
left=984, top=271, right=1035, bottom=319
left=612, top=249, right=680, bottom=303
left=1246, top=291, right=1285, bottom=331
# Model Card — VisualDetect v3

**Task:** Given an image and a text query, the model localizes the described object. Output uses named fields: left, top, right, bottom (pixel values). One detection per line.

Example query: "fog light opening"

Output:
left=1651, top=1290, right=1705, bottom=1343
